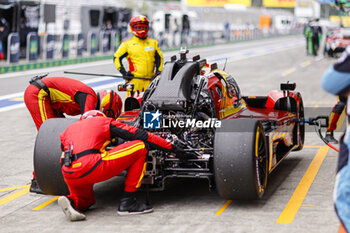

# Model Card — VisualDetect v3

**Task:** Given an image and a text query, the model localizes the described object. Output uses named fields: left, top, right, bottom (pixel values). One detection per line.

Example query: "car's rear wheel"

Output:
left=214, top=118, right=268, bottom=200
left=34, top=118, right=77, bottom=195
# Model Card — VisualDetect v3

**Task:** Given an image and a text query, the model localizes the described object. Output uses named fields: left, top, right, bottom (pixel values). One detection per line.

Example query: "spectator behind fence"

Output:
left=310, top=19, right=322, bottom=56
left=224, top=21, right=230, bottom=41
left=181, top=15, right=190, bottom=45
left=303, top=21, right=312, bottom=55
left=0, top=17, right=9, bottom=60
left=103, top=19, right=113, bottom=50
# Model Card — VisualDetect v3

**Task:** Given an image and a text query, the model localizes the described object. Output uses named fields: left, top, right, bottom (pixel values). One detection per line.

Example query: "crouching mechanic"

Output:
left=113, top=15, right=163, bottom=94
left=24, top=76, right=122, bottom=130
left=58, top=110, right=179, bottom=220
left=24, top=76, right=122, bottom=193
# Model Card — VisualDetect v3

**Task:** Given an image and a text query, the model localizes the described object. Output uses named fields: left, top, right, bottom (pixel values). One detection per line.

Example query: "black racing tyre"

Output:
left=34, top=118, right=77, bottom=195
left=293, top=93, right=305, bottom=151
left=214, top=118, right=268, bottom=200
left=327, top=49, right=334, bottom=57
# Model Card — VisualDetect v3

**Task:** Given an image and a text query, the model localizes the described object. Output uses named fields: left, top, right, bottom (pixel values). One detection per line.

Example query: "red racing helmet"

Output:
left=98, top=89, right=122, bottom=118
left=80, top=110, right=106, bottom=120
left=130, top=15, right=149, bottom=39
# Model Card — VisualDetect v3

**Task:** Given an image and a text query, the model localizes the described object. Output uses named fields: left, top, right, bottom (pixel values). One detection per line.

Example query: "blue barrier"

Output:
left=62, top=34, right=70, bottom=58
left=112, top=30, right=120, bottom=52
left=7, top=33, right=20, bottom=64
left=27, top=32, right=38, bottom=61
left=77, top=33, right=84, bottom=57
left=100, top=31, right=109, bottom=53
left=45, top=34, right=55, bottom=59
left=88, top=32, right=97, bottom=56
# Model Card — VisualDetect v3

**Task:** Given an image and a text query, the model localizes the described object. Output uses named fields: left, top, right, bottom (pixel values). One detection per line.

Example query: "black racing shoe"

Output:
left=117, top=196, right=153, bottom=216
left=58, top=196, right=86, bottom=221
left=325, top=131, right=338, bottom=144
left=29, top=179, right=44, bottom=194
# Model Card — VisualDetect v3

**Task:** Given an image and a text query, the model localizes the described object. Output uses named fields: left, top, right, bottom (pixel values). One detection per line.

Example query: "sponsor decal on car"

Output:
left=143, top=110, right=162, bottom=129
left=143, top=111, right=221, bottom=129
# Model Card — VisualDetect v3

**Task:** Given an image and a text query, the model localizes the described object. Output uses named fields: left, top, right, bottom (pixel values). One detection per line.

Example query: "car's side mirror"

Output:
left=117, top=84, right=126, bottom=91
left=280, top=82, right=296, bottom=91
left=118, top=83, right=134, bottom=92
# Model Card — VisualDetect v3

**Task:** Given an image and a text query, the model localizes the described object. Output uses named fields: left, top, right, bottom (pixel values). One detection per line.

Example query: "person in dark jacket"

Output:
left=322, top=45, right=350, bottom=233
left=0, top=17, right=9, bottom=60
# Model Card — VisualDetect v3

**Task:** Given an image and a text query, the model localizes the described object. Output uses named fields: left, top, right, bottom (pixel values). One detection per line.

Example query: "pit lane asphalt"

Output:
left=0, top=35, right=341, bottom=233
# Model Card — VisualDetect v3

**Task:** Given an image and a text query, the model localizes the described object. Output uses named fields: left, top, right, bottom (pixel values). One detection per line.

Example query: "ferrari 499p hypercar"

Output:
left=34, top=49, right=305, bottom=201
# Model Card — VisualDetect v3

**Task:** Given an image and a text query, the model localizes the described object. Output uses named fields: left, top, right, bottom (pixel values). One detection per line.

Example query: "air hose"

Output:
left=302, top=116, right=339, bottom=152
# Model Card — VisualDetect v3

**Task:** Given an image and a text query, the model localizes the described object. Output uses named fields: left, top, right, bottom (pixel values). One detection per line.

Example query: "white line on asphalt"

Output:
left=0, top=92, right=25, bottom=101
left=0, top=76, right=117, bottom=101
left=0, top=79, right=124, bottom=113
left=0, top=103, right=26, bottom=113
left=209, top=42, right=303, bottom=64
left=79, top=76, right=116, bottom=84
left=0, top=60, right=112, bottom=80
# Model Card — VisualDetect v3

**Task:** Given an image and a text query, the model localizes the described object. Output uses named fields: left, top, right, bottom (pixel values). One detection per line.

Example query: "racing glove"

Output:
left=171, top=146, right=187, bottom=160
left=123, top=71, right=134, bottom=81
left=171, top=140, right=189, bottom=160
left=110, top=137, right=127, bottom=147
left=152, top=70, right=161, bottom=80
left=171, top=143, right=185, bottom=153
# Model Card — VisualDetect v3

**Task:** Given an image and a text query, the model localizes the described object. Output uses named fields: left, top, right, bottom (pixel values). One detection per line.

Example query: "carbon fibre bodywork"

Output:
left=116, top=50, right=304, bottom=196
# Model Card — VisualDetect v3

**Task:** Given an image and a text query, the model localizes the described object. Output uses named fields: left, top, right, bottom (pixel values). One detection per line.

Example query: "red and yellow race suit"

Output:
left=327, top=97, right=346, bottom=132
left=113, top=36, right=163, bottom=93
left=60, top=116, right=172, bottom=211
left=24, top=77, right=97, bottom=130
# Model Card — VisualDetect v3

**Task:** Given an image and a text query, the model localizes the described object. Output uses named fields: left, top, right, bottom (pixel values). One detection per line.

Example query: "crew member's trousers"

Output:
left=24, top=84, right=63, bottom=130
left=127, top=79, right=151, bottom=96
left=328, top=100, right=346, bottom=132
left=63, top=140, right=148, bottom=211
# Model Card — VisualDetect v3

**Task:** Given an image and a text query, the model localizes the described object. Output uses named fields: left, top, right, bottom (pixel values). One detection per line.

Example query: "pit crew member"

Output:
left=113, top=15, right=163, bottom=93
left=58, top=110, right=179, bottom=220
left=24, top=76, right=122, bottom=193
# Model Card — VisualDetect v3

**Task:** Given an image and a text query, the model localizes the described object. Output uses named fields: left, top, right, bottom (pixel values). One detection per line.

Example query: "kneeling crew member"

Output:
left=24, top=77, right=122, bottom=129
left=58, top=109, right=176, bottom=221
left=24, top=76, right=122, bottom=193
left=24, top=76, right=99, bottom=130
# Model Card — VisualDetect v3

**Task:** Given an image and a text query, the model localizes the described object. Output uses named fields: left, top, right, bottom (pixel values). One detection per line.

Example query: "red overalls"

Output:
left=327, top=98, right=346, bottom=132
left=24, top=77, right=97, bottom=130
left=60, top=116, right=172, bottom=211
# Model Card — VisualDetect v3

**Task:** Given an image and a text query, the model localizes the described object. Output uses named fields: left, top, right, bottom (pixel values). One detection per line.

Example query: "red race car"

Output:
left=325, top=28, right=350, bottom=57
left=34, top=49, right=307, bottom=200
